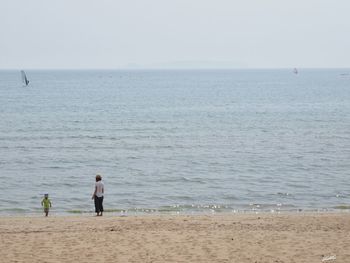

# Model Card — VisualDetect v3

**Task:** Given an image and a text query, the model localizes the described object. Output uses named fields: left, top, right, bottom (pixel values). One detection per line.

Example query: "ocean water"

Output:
left=0, top=69, right=350, bottom=215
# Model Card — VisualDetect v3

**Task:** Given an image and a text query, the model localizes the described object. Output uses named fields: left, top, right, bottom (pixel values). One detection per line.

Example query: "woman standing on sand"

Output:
left=92, top=174, right=104, bottom=216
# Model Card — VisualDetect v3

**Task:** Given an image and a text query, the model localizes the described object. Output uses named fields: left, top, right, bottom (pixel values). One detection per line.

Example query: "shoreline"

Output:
left=0, top=208, right=349, bottom=218
left=1, top=213, right=349, bottom=262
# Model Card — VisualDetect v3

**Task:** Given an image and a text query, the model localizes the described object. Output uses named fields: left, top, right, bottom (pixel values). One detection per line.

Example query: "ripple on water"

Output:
left=1, top=70, right=350, bottom=214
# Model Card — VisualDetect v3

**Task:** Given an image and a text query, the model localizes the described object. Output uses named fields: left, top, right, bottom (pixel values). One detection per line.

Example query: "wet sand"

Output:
left=0, top=213, right=349, bottom=262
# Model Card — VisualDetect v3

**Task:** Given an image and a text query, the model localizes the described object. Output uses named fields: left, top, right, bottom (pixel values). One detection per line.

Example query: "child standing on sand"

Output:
left=41, top=194, right=52, bottom=217
left=92, top=174, right=104, bottom=216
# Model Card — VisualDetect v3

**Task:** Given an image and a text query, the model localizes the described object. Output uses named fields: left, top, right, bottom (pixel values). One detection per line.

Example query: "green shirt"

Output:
left=41, top=198, right=51, bottom=209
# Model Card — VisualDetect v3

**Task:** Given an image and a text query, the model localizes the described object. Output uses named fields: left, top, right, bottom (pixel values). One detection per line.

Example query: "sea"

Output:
left=0, top=69, right=350, bottom=215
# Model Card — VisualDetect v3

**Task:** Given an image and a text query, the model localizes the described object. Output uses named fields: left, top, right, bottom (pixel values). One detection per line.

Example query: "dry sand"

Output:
left=0, top=213, right=349, bottom=263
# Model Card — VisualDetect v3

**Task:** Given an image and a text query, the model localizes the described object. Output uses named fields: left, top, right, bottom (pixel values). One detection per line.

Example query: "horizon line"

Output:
left=1, top=67, right=350, bottom=71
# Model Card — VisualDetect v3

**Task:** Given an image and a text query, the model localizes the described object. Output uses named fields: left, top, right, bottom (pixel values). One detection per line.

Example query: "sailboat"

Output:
left=293, top=68, right=298, bottom=74
left=21, top=70, right=29, bottom=86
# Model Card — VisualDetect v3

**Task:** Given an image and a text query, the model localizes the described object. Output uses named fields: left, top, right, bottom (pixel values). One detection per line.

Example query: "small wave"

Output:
left=277, top=192, right=292, bottom=196
left=248, top=203, right=297, bottom=211
left=167, top=196, right=194, bottom=201
left=0, top=208, right=27, bottom=213
left=157, top=176, right=206, bottom=184
left=222, top=194, right=238, bottom=200
left=334, top=205, right=350, bottom=210
left=0, top=199, right=22, bottom=205
left=62, top=182, right=78, bottom=187
left=126, top=156, right=139, bottom=159
left=67, top=209, right=89, bottom=214
left=335, top=194, right=348, bottom=198
left=43, top=166, right=62, bottom=169
left=181, top=176, right=206, bottom=184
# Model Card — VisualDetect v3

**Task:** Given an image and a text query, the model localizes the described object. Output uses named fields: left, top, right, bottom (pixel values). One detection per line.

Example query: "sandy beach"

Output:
left=0, top=213, right=349, bottom=263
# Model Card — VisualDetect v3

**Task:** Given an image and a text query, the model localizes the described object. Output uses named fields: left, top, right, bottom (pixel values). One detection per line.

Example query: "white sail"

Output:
left=21, top=70, right=29, bottom=86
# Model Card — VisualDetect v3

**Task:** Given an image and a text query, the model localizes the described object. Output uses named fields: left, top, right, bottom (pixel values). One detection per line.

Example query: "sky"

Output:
left=1, top=0, right=350, bottom=69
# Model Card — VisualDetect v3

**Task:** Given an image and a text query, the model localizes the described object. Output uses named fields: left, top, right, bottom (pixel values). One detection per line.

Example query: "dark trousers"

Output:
left=94, top=196, right=104, bottom=213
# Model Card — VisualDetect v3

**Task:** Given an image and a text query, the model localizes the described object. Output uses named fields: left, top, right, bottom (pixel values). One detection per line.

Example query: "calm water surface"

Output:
left=0, top=69, right=350, bottom=214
